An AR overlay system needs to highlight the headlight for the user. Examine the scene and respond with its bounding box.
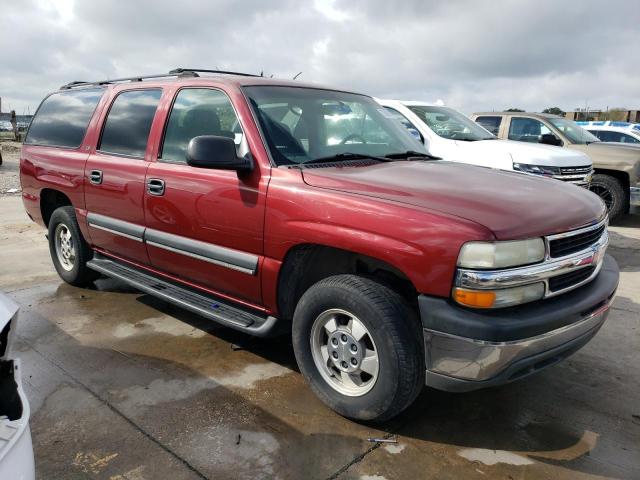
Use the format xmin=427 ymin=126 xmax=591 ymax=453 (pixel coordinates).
xmin=513 ymin=163 xmax=560 ymax=177
xmin=457 ymin=238 xmax=545 ymax=269
xmin=453 ymin=282 xmax=545 ymax=309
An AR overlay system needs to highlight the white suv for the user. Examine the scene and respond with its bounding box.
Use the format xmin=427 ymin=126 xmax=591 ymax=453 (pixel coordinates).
xmin=377 ymin=100 xmax=594 ymax=187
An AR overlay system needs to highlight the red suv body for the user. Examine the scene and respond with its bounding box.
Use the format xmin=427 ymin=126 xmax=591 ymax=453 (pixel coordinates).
xmin=20 ymin=70 xmax=619 ymax=421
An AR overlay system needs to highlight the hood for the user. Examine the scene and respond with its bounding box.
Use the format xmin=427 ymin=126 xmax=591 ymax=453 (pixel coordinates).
xmin=0 ymin=293 xmax=19 ymax=360
xmin=301 ymin=161 xmax=606 ymax=240
xmin=585 ymin=142 xmax=640 ymax=154
xmin=457 ymin=139 xmax=592 ymax=167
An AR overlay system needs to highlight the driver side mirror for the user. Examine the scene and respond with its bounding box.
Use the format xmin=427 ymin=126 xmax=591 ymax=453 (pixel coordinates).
xmin=186 ymin=135 xmax=253 ymax=172
xmin=539 ymin=133 xmax=562 ymax=146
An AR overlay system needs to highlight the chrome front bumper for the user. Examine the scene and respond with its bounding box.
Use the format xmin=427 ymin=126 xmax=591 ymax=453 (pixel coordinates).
xmin=424 ymin=301 xmax=609 ymax=391
xmin=420 ymin=253 xmax=619 ymax=392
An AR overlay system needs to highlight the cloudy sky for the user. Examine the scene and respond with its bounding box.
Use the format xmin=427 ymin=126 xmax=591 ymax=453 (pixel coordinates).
xmin=1 ymin=0 xmax=639 ymax=115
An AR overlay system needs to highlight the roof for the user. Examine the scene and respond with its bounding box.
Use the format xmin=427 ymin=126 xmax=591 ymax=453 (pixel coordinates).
xmin=56 ymin=68 xmax=363 ymax=96
xmin=576 ymin=120 xmax=640 ymax=131
xmin=472 ymin=111 xmax=563 ymax=118
xmin=376 ymin=99 xmax=445 ymax=107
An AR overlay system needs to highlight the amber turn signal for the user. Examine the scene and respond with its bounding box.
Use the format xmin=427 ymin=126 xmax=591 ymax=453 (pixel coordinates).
xmin=452 ymin=288 xmax=496 ymax=308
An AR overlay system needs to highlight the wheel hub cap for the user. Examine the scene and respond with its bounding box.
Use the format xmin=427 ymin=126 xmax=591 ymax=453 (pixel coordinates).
xmin=54 ymin=224 xmax=76 ymax=271
xmin=310 ymin=308 xmax=379 ymax=397
xmin=327 ymin=329 xmax=363 ymax=373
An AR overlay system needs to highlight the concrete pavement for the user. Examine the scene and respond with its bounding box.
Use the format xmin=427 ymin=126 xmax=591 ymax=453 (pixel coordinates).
xmin=1 ymin=188 xmax=639 ymax=478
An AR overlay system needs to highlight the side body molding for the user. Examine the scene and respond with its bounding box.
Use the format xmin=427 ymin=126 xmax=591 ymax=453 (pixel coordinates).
xmin=145 ymin=229 xmax=258 ymax=275
xmin=86 ymin=213 xmax=258 ymax=275
xmin=87 ymin=213 xmax=145 ymax=242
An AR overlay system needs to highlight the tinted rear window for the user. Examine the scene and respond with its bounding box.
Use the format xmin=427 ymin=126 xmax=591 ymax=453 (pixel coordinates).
xmin=99 ymin=89 xmax=162 ymax=157
xmin=25 ymin=88 xmax=104 ymax=148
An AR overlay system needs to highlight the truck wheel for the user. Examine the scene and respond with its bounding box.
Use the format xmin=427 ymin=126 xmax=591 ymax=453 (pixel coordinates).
xmin=590 ymin=174 xmax=626 ymax=222
xmin=48 ymin=206 xmax=98 ymax=287
xmin=292 ymin=275 xmax=424 ymax=422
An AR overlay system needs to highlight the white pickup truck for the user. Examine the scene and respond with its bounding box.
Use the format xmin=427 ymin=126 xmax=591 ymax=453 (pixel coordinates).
xmin=377 ymin=100 xmax=594 ymax=187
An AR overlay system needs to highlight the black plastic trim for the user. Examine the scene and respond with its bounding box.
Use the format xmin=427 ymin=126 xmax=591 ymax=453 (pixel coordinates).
xmin=87 ymin=213 xmax=145 ymax=241
xmin=144 ymin=228 xmax=258 ymax=274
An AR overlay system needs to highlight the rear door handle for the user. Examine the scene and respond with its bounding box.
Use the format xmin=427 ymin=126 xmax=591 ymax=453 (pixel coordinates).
xmin=147 ymin=178 xmax=165 ymax=196
xmin=89 ymin=170 xmax=103 ymax=185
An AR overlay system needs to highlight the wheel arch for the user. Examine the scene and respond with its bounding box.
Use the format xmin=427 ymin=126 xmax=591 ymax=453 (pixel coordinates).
xmin=40 ymin=188 xmax=73 ymax=227
xmin=276 ymin=243 xmax=419 ymax=322
xmin=592 ymin=169 xmax=630 ymax=213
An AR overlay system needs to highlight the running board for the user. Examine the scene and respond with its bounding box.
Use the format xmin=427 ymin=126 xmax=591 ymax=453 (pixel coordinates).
xmin=87 ymin=255 xmax=280 ymax=337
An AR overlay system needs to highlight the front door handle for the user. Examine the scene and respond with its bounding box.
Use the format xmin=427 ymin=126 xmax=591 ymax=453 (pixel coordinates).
xmin=147 ymin=178 xmax=165 ymax=196
xmin=88 ymin=170 xmax=103 ymax=185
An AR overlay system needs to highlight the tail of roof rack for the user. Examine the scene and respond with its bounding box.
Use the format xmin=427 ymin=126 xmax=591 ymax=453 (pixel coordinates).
xmin=59 ymin=68 xmax=260 ymax=90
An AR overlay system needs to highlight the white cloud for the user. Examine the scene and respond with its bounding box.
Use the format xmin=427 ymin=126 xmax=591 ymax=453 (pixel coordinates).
xmin=1 ymin=0 xmax=638 ymax=115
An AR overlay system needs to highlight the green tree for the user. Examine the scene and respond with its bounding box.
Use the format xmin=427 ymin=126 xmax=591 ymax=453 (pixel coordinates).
xmin=504 ymin=108 xmax=525 ymax=112
xmin=542 ymin=107 xmax=565 ymax=116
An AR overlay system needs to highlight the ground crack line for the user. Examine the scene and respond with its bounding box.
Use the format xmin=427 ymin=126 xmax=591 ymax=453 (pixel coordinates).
xmin=324 ymin=406 xmax=424 ymax=480
xmin=19 ymin=336 xmax=210 ymax=480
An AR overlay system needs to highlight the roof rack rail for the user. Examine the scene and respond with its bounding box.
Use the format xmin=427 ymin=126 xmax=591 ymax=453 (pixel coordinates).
xmin=169 ymin=68 xmax=260 ymax=78
xmin=59 ymin=68 xmax=259 ymax=90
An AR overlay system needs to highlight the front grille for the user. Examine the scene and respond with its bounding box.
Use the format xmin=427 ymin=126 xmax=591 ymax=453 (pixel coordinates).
xmin=559 ymin=166 xmax=592 ymax=176
xmin=552 ymin=166 xmax=592 ymax=184
xmin=548 ymin=266 xmax=595 ymax=292
xmin=549 ymin=224 xmax=605 ymax=258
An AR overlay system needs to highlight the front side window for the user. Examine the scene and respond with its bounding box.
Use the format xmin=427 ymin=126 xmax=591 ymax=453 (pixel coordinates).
xmin=407 ymin=106 xmax=494 ymax=141
xmin=593 ymin=130 xmax=640 ymax=144
xmin=99 ymin=89 xmax=162 ymax=157
xmin=475 ymin=116 xmax=502 ymax=136
xmin=243 ymin=86 xmax=426 ymax=165
xmin=507 ymin=117 xmax=552 ymax=142
xmin=619 ymin=132 xmax=640 ymax=143
xmin=161 ymin=88 xmax=247 ymax=163
xmin=25 ymin=88 xmax=104 ymax=148
xmin=547 ymin=117 xmax=600 ymax=144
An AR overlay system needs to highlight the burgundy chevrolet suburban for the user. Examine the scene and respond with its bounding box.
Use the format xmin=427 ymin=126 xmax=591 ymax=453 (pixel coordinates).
xmin=20 ymin=69 xmax=619 ymax=421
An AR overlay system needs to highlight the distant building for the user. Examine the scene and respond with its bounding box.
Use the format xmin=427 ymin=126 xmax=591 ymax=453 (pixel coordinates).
xmin=0 ymin=113 xmax=33 ymax=123
xmin=565 ymin=109 xmax=640 ymax=123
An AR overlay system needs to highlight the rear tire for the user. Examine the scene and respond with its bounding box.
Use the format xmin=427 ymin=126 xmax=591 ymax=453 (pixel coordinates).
xmin=292 ymin=275 xmax=424 ymax=422
xmin=590 ymin=174 xmax=626 ymax=222
xmin=48 ymin=206 xmax=98 ymax=287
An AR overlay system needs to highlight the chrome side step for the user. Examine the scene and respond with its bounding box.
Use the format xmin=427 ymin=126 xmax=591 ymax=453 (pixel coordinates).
xmin=87 ymin=254 xmax=279 ymax=337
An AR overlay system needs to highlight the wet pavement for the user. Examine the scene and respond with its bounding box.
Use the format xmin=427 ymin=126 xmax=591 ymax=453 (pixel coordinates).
xmin=1 ymin=193 xmax=639 ymax=479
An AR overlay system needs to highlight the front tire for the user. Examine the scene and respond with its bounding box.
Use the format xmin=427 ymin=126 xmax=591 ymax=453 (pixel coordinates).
xmin=590 ymin=174 xmax=626 ymax=222
xmin=48 ymin=206 xmax=98 ymax=287
xmin=292 ymin=275 xmax=424 ymax=422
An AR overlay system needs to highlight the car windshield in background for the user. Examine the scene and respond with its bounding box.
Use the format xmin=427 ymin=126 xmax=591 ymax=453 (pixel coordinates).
xmin=243 ymin=86 xmax=427 ymax=166
xmin=548 ymin=117 xmax=600 ymax=144
xmin=407 ymin=106 xmax=495 ymax=141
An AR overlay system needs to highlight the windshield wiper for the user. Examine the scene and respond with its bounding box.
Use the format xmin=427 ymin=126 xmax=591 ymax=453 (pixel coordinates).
xmin=303 ymin=152 xmax=392 ymax=165
xmin=385 ymin=150 xmax=440 ymax=160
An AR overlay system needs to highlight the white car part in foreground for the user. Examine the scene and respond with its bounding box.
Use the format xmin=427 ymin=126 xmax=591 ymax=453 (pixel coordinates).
xmin=0 ymin=293 xmax=35 ymax=480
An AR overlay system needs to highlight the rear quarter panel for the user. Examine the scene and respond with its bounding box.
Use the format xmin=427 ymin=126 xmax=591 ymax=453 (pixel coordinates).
xmin=20 ymin=145 xmax=90 ymax=228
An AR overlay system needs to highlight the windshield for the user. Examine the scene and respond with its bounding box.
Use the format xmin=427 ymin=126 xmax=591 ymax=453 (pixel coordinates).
xmin=407 ymin=106 xmax=495 ymax=141
xmin=548 ymin=117 xmax=600 ymax=144
xmin=243 ymin=86 xmax=427 ymax=165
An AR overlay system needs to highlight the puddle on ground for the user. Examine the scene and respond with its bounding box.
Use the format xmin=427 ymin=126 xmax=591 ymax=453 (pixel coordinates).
xmin=457 ymin=448 xmax=534 ymax=466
